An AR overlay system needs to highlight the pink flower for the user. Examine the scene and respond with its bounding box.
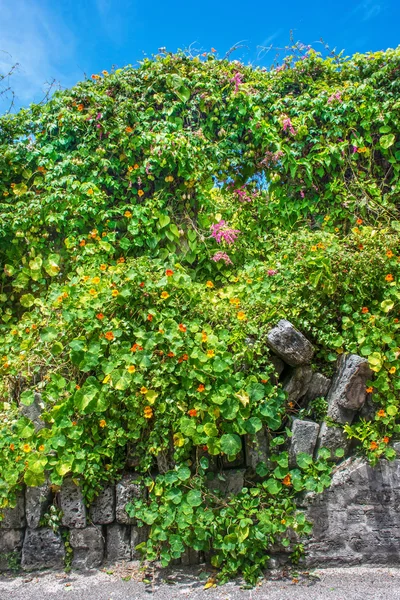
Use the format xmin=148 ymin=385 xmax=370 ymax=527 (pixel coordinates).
xmin=211 ymin=251 xmax=233 ymax=265
xmin=267 ymin=269 xmax=278 ymax=276
xmin=282 ymin=117 xmax=296 ymax=136
xmin=210 ymin=220 xmax=241 ymax=245
xmin=328 ymin=91 xmax=342 ymax=104
xmin=352 ymin=145 xmax=358 ymax=153
xmin=230 ymin=72 xmax=243 ymax=93
xmin=300 ymin=190 xmax=305 ymax=198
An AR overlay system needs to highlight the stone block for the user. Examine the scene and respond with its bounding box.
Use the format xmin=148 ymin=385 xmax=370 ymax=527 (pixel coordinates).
xmin=327 ymin=354 xmax=373 ymax=424
xmin=267 ymin=320 xmax=314 ymax=367
xmin=289 ymin=419 xmax=320 ymax=466
xmin=206 ymin=469 xmax=245 ymax=496
xmin=131 ymin=525 xmax=149 ymax=559
xmin=0 ymin=493 xmax=25 ymax=529
xmin=116 ymin=475 xmax=145 ymax=524
xmin=283 ymin=366 xmax=313 ymax=404
xmin=70 ymin=526 xmax=104 ymax=569
xmin=89 ymin=486 xmax=115 ymax=525
xmin=304 ymin=372 xmax=331 ymax=402
xmin=270 ymin=355 xmax=285 ymax=378
xmin=26 ymin=483 xmax=52 ymax=529
xmin=181 ymin=547 xmax=201 ymax=565
xmin=106 ymin=523 xmax=131 ymax=561
xmin=20 ymin=392 xmax=46 ymax=432
xmin=21 ymin=528 xmax=65 ymax=570
xmin=317 ymin=422 xmax=350 ymax=461
xmin=0 ymin=529 xmax=24 ymax=571
xmin=59 ymin=478 xmax=86 ymax=528
xmin=245 ymin=429 xmax=269 ymax=469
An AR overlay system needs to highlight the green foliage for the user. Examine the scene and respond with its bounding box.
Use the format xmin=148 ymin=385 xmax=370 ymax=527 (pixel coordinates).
xmin=0 ymin=43 xmax=399 ymax=582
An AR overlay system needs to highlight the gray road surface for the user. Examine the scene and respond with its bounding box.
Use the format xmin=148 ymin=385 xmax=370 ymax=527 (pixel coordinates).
xmin=1 ymin=565 xmax=400 ymax=600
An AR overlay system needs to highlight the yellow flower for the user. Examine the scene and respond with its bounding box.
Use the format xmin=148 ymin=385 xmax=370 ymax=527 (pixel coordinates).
xmin=206 ymin=281 xmax=214 ymax=288
xmin=165 ymin=175 xmax=174 ymax=182
xmin=102 ymin=70 xmax=109 ymax=76
xmin=207 ymin=349 xmax=215 ymax=358
xmin=112 ymin=289 xmax=119 ymax=297
xmin=124 ymin=211 xmax=132 ymax=218
xmin=161 ymin=291 xmax=170 ymax=299
xmin=127 ymin=365 xmax=136 ymax=373
xmin=230 ymin=297 xmax=240 ymax=306
xmin=144 ymin=406 xmax=153 ymax=419
xmin=87 ymin=188 xmax=94 ymax=195
xmin=38 ymin=445 xmax=45 ymax=452
xmin=92 ymin=277 xmax=100 ymax=284
xmin=201 ymin=331 xmax=208 ymax=342
xmin=99 ymin=419 xmax=107 ymax=428
xmin=237 ymin=311 xmax=246 ymax=320
xmin=311 ymin=246 xmax=317 ymax=252
xmin=140 ymin=386 xmax=148 ymax=394
xmin=100 ymin=264 xmax=107 ymax=271
xmin=22 ymin=444 xmax=31 ymax=453
xmin=324 ymin=215 xmax=330 ymax=222
xmin=138 ymin=189 xmax=144 ymax=197
xmin=389 ymin=367 xmax=397 ymax=374
xmin=89 ymin=289 xmax=98 ymax=296
xmin=128 ymin=166 xmax=134 ymax=172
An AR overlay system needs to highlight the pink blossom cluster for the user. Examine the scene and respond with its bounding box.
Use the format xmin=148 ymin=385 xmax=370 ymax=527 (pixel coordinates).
xmin=267 ymin=269 xmax=278 ymax=276
xmin=260 ymin=150 xmax=284 ymax=168
xmin=211 ymin=251 xmax=233 ymax=265
xmin=328 ymin=91 xmax=342 ymax=104
xmin=233 ymin=186 xmax=257 ymax=203
xmin=230 ymin=72 xmax=243 ymax=93
xmin=210 ymin=220 xmax=241 ymax=245
xmin=282 ymin=117 xmax=296 ymax=136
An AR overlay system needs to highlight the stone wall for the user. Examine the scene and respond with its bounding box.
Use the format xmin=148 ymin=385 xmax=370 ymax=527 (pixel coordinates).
xmin=1 ymin=320 xmax=398 ymax=572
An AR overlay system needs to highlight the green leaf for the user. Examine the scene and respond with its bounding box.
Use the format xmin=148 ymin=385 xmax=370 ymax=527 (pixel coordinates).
xmin=335 ymin=448 xmax=345 ymax=458
xmin=380 ymin=134 xmax=395 ymax=149
xmin=245 ymin=417 xmax=263 ymax=434
xmin=20 ymin=294 xmax=35 ymax=307
xmin=220 ymin=434 xmax=242 ymax=456
xmin=40 ymin=327 xmax=58 ymax=342
xmin=296 ymin=452 xmax=313 ymax=469
xmin=186 ymin=490 xmax=202 ymax=507
xmin=264 ymin=478 xmax=282 ymax=495
xmin=20 ymin=390 xmax=35 ymax=406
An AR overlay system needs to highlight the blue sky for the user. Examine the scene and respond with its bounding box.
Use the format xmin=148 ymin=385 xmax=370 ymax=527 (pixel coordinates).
xmin=0 ymin=0 xmax=399 ymax=112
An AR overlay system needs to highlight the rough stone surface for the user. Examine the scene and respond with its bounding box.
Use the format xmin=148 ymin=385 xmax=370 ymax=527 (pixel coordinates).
xmin=270 ymin=355 xmax=285 ymax=378
xmin=21 ymin=528 xmax=65 ymax=570
xmin=244 ymin=429 xmax=269 ymax=469
xmin=59 ymin=478 xmax=87 ymax=529
xmin=305 ymin=372 xmax=331 ymax=403
xmin=131 ymin=526 xmax=149 ymax=559
xmin=89 ymin=486 xmax=115 ymax=525
xmin=0 ymin=494 xmax=25 ymax=529
xmin=106 ymin=523 xmax=131 ymax=561
xmin=283 ymin=366 xmax=313 ymax=404
xmin=304 ymin=458 xmax=400 ymax=566
xmin=0 ymin=529 xmax=24 ymax=571
xmin=206 ymin=470 xmax=245 ymax=496
xmin=267 ymin=320 xmax=314 ymax=367
xmin=181 ymin=547 xmax=202 ymax=566
xmin=70 ymin=526 xmax=104 ymax=569
xmin=394 ymin=442 xmax=400 ymax=457
xmin=25 ymin=483 xmax=52 ymax=529
xmin=317 ymin=422 xmax=351 ymax=461
xmin=289 ymin=420 xmax=320 ymax=466
xmin=20 ymin=392 xmax=46 ymax=432
xmin=327 ymin=354 xmax=373 ymax=424
xmin=116 ymin=475 xmax=145 ymax=525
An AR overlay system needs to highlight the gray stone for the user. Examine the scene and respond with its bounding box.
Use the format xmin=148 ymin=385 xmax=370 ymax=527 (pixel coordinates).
xmin=70 ymin=526 xmax=104 ymax=569
xmin=305 ymin=372 xmax=331 ymax=402
xmin=0 ymin=529 xmax=24 ymax=571
xmin=267 ymin=320 xmax=314 ymax=367
xmin=106 ymin=523 xmax=131 ymax=561
xmin=270 ymin=355 xmax=285 ymax=378
xmin=0 ymin=494 xmax=25 ymax=529
xmin=289 ymin=420 xmax=320 ymax=466
xmin=181 ymin=547 xmax=201 ymax=565
xmin=131 ymin=526 xmax=149 ymax=559
xmin=89 ymin=486 xmax=115 ymax=525
xmin=116 ymin=475 xmax=145 ymax=524
xmin=26 ymin=483 xmax=52 ymax=529
xmin=317 ymin=422 xmax=350 ymax=461
xmin=21 ymin=528 xmax=65 ymax=570
xmin=327 ymin=354 xmax=373 ymax=425
xmin=206 ymin=470 xmax=245 ymax=496
xmin=59 ymin=478 xmax=87 ymax=529
xmin=283 ymin=366 xmax=313 ymax=404
xmin=20 ymin=392 xmax=46 ymax=432
xmin=245 ymin=429 xmax=269 ymax=469
xmin=156 ymin=450 xmax=175 ymax=474
xmin=393 ymin=442 xmax=400 ymax=457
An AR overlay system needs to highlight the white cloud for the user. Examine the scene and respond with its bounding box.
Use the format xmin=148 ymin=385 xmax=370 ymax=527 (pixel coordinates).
xmin=349 ymin=0 xmax=383 ymax=22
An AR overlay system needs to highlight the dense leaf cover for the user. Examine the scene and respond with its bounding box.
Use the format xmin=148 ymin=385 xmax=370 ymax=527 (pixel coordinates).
xmin=0 ymin=44 xmax=399 ymax=581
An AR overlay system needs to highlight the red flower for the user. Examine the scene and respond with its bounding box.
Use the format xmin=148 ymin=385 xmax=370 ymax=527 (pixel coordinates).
xmin=147 ymin=314 xmax=153 ymax=321
xmin=178 ymin=324 xmax=187 ymax=332
xmin=166 ymin=269 xmax=174 ymax=276
xmin=197 ymin=384 xmax=205 ymax=392
xmin=188 ymin=409 xmax=197 ymax=417
xmin=139 ymin=282 xmax=145 ymax=288
xmin=105 ymin=331 xmax=114 ymax=341
xmin=96 ymin=313 xmax=104 ymax=320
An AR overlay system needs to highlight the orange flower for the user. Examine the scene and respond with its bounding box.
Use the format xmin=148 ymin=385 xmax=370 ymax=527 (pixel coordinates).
xmin=37 ymin=166 xmax=46 ymax=173
xmin=188 ymin=409 xmax=197 ymax=417
xmin=25 ymin=327 xmax=30 ymax=333
xmin=370 ymin=441 xmax=379 ymax=451
xmin=386 ymin=250 xmax=394 ymax=258
xmin=178 ymin=354 xmax=189 ymax=363
xmin=125 ymin=126 xmax=133 ymax=133
xmin=38 ymin=445 xmax=45 ymax=452
xmin=356 ymin=218 xmax=363 ymax=225
xmin=361 ymin=307 xmax=369 ymax=314
xmin=130 ymin=343 xmax=143 ymax=352
xmin=377 ymin=409 xmax=386 ymax=418
xmin=358 ymin=244 xmax=364 ymax=250
xmin=282 ymin=474 xmax=291 ymax=486
xmin=383 ymin=436 xmax=390 ymax=444
xmin=87 ymin=188 xmax=94 ymax=195
xmin=31 ymin=324 xmax=37 ymax=330
xmin=395 ymin=319 xmax=399 ymax=324
xmin=207 ymin=349 xmax=215 ymax=358
xmin=166 ymin=269 xmax=174 ymax=276
xmin=201 ymin=331 xmax=208 ymax=342
xmin=96 ymin=313 xmax=104 ymax=320
xmin=75 ymin=385 xmax=81 ymax=390
xmin=197 ymin=384 xmax=205 ymax=392
xmin=147 ymin=314 xmax=153 ymax=321
xmin=261 ymin=379 xmax=268 ymax=384
xmin=206 ymin=281 xmax=214 ymax=288
xmin=161 ymin=291 xmax=170 ymax=299
xmin=91 ymin=74 xmax=100 ymax=80
xmin=237 ymin=311 xmax=246 ymax=321
xmin=230 ymin=297 xmax=240 ymax=306
xmin=79 ymin=240 xmax=86 ymax=247
xmin=139 ymin=282 xmax=145 ymax=288
xmin=134 ymin=164 xmax=139 ymax=169
xmin=126 ymin=365 xmax=136 ymax=374
xmin=100 ymin=264 xmax=107 ymax=271
xmin=117 ymin=257 xmax=125 ymax=263
xmin=77 ymin=104 xmax=84 ymax=111
xmin=128 ymin=166 xmax=134 ymax=172
xmin=366 ymin=387 xmax=373 ymax=393
xmin=10 ymin=443 xmax=15 ymax=451
xmin=102 ymin=70 xmax=109 ymax=76
xmin=140 ymin=386 xmax=148 ymax=394
xmin=72 ymin=421 xmax=78 ymax=426
xmin=112 ymin=289 xmax=119 ymax=297
xmin=89 ymin=288 xmax=98 ymax=296
xmin=124 ymin=211 xmax=132 ymax=218
xmin=389 ymin=367 xmax=397 ymax=374
xmin=167 ymin=351 xmax=175 ymax=358
xmin=385 ymin=274 xmax=394 ymax=282
xmin=99 ymin=419 xmax=107 ymax=428
xmin=138 ymin=189 xmax=144 ymax=197
xmin=211 ymin=47 xmax=216 ymax=52
xmin=178 ymin=323 xmax=187 ymax=332
xmin=22 ymin=444 xmax=31 ymax=453
xmin=105 ymin=331 xmax=114 ymax=341
xmin=144 ymin=406 xmax=153 ymax=418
